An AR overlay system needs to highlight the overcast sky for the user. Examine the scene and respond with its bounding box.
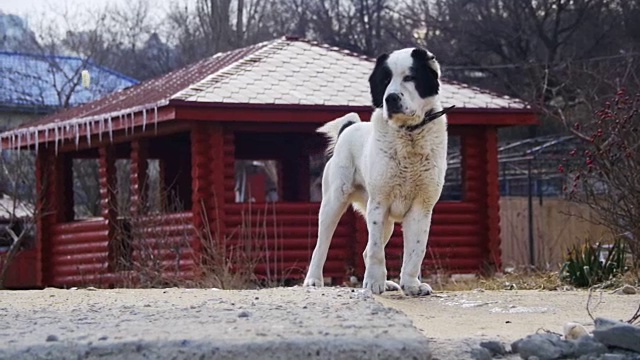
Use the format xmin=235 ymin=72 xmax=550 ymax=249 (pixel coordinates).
xmin=2 ymin=0 xmax=123 ymax=16
xmin=1 ymin=0 xmax=193 ymax=22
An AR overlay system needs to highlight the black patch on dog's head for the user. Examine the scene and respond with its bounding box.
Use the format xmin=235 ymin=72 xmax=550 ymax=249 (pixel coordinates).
xmin=368 ymin=53 xmax=391 ymax=108
xmin=410 ymin=48 xmax=439 ymax=99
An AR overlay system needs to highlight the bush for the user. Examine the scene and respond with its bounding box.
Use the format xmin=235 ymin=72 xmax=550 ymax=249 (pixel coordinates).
xmin=561 ymin=237 xmax=629 ymax=287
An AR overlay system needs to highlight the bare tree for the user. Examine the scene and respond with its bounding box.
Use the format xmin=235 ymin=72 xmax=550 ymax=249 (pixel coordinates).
xmin=0 ymin=151 xmax=38 ymax=288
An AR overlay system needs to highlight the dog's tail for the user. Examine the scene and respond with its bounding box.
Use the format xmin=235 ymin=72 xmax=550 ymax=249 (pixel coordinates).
xmin=317 ymin=112 xmax=362 ymax=156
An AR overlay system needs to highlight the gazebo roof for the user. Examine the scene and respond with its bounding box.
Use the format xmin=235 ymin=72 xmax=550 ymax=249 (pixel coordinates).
xmin=0 ymin=36 xmax=535 ymax=150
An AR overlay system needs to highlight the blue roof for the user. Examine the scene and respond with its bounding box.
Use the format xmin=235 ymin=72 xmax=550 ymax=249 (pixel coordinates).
xmin=0 ymin=51 xmax=138 ymax=111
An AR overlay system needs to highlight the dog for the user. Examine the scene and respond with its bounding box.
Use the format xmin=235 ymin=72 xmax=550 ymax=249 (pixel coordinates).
xmin=303 ymin=47 xmax=453 ymax=296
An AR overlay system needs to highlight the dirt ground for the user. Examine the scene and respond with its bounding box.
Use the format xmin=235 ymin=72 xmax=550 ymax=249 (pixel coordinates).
xmin=377 ymin=288 xmax=640 ymax=358
xmin=0 ymin=287 xmax=638 ymax=359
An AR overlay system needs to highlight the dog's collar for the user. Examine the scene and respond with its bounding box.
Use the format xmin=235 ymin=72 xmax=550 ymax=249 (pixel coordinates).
xmin=399 ymin=105 xmax=456 ymax=132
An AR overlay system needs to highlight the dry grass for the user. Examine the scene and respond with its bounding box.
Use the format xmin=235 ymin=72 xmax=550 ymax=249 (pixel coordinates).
xmin=423 ymin=268 xmax=639 ymax=292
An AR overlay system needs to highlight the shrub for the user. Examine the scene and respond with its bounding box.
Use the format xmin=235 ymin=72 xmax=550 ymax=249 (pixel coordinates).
xmin=560 ymin=237 xmax=629 ymax=287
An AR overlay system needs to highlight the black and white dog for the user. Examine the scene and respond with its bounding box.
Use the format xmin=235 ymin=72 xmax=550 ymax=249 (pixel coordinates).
xmin=303 ymin=47 xmax=452 ymax=296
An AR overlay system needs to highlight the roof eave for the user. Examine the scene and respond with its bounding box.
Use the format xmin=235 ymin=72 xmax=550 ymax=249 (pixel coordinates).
xmin=170 ymin=100 xmax=538 ymax=126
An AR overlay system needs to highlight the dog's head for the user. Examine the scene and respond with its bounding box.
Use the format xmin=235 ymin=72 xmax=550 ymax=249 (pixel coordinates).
xmin=368 ymin=47 xmax=442 ymax=128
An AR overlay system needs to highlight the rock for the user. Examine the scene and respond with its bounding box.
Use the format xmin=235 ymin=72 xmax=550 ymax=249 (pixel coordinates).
xmin=237 ymin=310 xmax=251 ymax=318
xmin=564 ymin=322 xmax=590 ymax=340
xmin=479 ymin=340 xmax=507 ymax=356
xmin=600 ymin=354 xmax=628 ymax=360
xmin=45 ymin=335 xmax=59 ymax=342
xmin=613 ymin=285 xmax=637 ymax=295
xmin=470 ymin=347 xmax=492 ymax=360
xmin=593 ymin=317 xmax=640 ymax=353
xmin=569 ymin=336 xmax=607 ymax=358
xmin=512 ymin=333 xmax=573 ymax=360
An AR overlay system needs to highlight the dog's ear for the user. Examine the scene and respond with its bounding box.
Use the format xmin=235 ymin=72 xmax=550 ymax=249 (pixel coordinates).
xmin=368 ymin=53 xmax=390 ymax=108
xmin=410 ymin=48 xmax=440 ymax=98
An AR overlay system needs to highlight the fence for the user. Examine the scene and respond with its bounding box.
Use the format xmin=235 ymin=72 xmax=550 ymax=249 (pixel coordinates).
xmin=499 ymin=196 xmax=612 ymax=269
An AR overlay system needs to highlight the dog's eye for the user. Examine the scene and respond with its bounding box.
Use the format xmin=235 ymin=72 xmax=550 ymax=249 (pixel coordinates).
xmin=403 ymin=75 xmax=415 ymax=82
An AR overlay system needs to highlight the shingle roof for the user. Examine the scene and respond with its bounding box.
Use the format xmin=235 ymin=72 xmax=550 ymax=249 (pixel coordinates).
xmin=0 ymin=37 xmax=531 ymax=149
xmin=172 ymin=38 xmax=528 ymax=109
xmin=0 ymin=51 xmax=138 ymax=111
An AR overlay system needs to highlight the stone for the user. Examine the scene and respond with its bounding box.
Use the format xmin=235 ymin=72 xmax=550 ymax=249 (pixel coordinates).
xmin=45 ymin=335 xmax=59 ymax=342
xmin=470 ymin=347 xmax=492 ymax=360
xmin=600 ymin=354 xmax=628 ymax=360
xmin=512 ymin=333 xmax=573 ymax=360
xmin=479 ymin=340 xmax=507 ymax=356
xmin=593 ymin=317 xmax=640 ymax=353
xmin=564 ymin=322 xmax=590 ymax=340
xmin=613 ymin=285 xmax=637 ymax=295
xmin=569 ymin=336 xmax=608 ymax=358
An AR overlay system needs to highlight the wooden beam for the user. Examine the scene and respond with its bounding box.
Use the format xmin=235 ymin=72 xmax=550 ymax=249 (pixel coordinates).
xmin=173 ymin=103 xmax=537 ymax=126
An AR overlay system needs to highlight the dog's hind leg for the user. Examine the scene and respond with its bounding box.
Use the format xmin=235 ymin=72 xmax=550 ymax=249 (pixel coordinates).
xmin=303 ymin=193 xmax=349 ymax=287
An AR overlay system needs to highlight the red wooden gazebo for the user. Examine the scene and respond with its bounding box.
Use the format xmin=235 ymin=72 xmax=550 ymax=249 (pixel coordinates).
xmin=0 ymin=37 xmax=537 ymax=289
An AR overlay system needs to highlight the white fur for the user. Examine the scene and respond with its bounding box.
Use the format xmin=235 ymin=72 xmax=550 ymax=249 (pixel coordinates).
xmin=304 ymin=48 xmax=448 ymax=296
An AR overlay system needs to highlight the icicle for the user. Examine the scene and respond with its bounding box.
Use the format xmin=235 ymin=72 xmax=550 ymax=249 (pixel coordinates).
xmin=130 ymin=112 xmax=135 ymax=135
xmin=99 ymin=118 xmax=104 ymax=142
xmin=17 ymin=132 xmax=21 ymax=149
xmin=11 ymin=134 xmax=15 ymax=149
xmin=154 ymin=105 xmax=158 ymax=134
xmin=142 ymin=108 xmax=147 ymax=132
xmin=74 ymin=123 xmax=80 ymax=149
xmin=86 ymin=121 xmax=91 ymax=147
xmin=35 ymin=130 xmax=39 ymax=153
xmin=45 ymin=128 xmax=49 ymax=144
xmin=108 ymin=117 xmax=114 ymax=142
xmin=54 ymin=127 xmax=59 ymax=155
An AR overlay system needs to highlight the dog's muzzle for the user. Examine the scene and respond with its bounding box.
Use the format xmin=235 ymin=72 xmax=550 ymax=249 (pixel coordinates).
xmin=385 ymin=93 xmax=403 ymax=115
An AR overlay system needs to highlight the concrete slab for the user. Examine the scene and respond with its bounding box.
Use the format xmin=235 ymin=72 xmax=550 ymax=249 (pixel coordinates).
xmin=0 ymin=287 xmax=431 ymax=360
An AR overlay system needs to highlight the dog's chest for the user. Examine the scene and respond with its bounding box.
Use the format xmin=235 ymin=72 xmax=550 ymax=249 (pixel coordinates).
xmin=380 ymin=138 xmax=445 ymax=218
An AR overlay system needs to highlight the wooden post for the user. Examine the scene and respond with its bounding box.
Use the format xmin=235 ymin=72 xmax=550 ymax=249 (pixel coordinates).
xmin=99 ymin=146 xmax=119 ymax=269
xmin=191 ymin=124 xmax=226 ymax=268
xmin=484 ymin=127 xmax=502 ymax=271
xmin=130 ymin=139 xmax=149 ymax=215
xmin=37 ymin=150 xmax=73 ymax=285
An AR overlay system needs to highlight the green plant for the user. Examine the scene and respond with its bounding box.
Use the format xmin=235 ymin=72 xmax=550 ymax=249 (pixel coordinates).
xmin=560 ymin=237 xmax=629 ymax=287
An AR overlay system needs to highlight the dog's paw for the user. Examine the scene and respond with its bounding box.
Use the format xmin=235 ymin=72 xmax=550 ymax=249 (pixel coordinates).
xmin=385 ymin=280 xmax=401 ymax=292
xmin=303 ymin=277 xmax=324 ymax=287
xmin=363 ymin=278 xmax=386 ymax=295
xmin=401 ymin=283 xmax=433 ymax=296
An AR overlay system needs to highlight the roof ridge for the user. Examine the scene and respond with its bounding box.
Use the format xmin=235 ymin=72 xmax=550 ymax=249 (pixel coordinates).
xmin=281 ymin=36 xmax=375 ymax=63
xmin=441 ymin=77 xmax=529 ymax=106
xmin=171 ymin=38 xmax=285 ymax=100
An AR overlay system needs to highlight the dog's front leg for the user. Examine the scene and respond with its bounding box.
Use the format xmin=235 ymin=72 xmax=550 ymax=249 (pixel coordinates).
xmin=399 ymin=206 xmax=434 ymax=296
xmin=362 ymin=200 xmax=388 ymax=295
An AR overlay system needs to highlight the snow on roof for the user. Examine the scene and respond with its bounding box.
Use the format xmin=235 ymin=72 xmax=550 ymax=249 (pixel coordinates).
xmin=0 ymin=51 xmax=138 ymax=110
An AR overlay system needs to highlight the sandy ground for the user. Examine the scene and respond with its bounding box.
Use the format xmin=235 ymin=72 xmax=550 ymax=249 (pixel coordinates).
xmin=377 ymin=288 xmax=640 ymax=359
xmin=0 ymin=287 xmax=638 ymax=359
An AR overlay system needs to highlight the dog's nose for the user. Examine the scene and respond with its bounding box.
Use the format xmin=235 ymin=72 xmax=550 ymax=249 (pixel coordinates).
xmin=385 ymin=93 xmax=402 ymax=109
